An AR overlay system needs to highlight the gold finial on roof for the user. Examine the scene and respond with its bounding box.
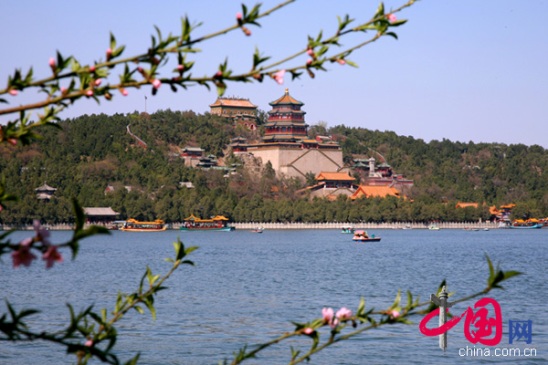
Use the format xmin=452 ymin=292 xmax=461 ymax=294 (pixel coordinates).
xmin=285 ymin=88 xmax=289 ymax=94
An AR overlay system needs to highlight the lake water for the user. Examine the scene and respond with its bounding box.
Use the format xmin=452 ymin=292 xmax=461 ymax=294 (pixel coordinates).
xmin=2 ymin=228 xmax=547 ymax=364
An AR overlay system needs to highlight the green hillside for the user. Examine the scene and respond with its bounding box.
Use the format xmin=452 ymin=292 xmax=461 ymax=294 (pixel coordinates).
xmin=1 ymin=110 xmax=546 ymax=224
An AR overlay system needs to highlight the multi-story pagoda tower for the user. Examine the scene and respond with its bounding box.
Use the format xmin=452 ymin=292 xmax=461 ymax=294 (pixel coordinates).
xmin=262 ymin=89 xmax=307 ymax=143
xmin=245 ymin=89 xmax=344 ymax=180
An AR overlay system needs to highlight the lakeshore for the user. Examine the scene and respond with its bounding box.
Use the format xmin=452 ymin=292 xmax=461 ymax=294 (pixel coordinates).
xmin=2 ymin=221 xmax=501 ymax=231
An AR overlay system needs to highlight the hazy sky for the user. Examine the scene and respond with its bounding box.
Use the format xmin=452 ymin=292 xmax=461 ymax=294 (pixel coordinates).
xmin=1 ymin=1 xmax=547 ymax=148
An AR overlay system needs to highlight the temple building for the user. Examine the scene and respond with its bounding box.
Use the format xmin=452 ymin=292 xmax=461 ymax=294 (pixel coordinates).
xmin=244 ymin=89 xmax=343 ymax=180
xmin=209 ymin=97 xmax=258 ymax=131
xmin=35 ymin=183 xmax=57 ymax=201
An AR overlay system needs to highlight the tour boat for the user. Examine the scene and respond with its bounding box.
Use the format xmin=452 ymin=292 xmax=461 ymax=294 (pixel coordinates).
xmin=120 ymin=218 xmax=167 ymax=232
xmin=250 ymin=227 xmax=264 ymax=233
xmin=180 ymin=214 xmax=235 ymax=231
xmin=352 ymin=230 xmax=381 ymax=242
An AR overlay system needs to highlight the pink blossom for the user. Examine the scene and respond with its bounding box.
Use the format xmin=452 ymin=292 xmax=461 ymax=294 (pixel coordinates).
xmin=306 ymin=49 xmax=315 ymax=57
xmin=119 ymin=88 xmax=128 ymax=96
xmin=85 ymin=339 xmax=94 ymax=347
xmin=42 ymin=245 xmax=63 ymax=269
xmin=32 ymin=220 xmax=51 ymax=246
xmin=303 ymin=327 xmax=314 ymax=335
xmin=49 ymin=57 xmax=56 ymax=68
xmin=152 ymin=79 xmax=161 ymax=89
xmin=12 ymin=245 xmax=37 ymax=268
xmin=106 ymin=48 xmax=113 ymax=60
xmin=390 ymin=310 xmax=400 ymax=318
xmin=306 ymin=59 xmax=313 ymax=66
xmin=85 ymin=90 xmax=94 ymax=97
xmin=89 ymin=65 xmax=96 ymax=73
xmin=387 ymin=13 xmax=397 ymax=23
xmin=322 ymin=307 xmax=334 ymax=323
xmin=9 ymin=89 xmax=18 ymax=96
xmin=337 ymin=59 xmax=346 ymax=65
xmin=177 ymin=64 xmax=184 ymax=72
xmin=236 ymin=12 xmax=243 ymax=21
xmin=94 ymin=79 xmax=102 ymax=87
xmin=272 ymin=69 xmax=286 ymax=85
xmin=336 ymin=307 xmax=353 ymax=321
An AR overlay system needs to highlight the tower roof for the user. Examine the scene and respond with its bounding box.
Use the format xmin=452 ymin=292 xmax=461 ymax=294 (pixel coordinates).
xmin=269 ymin=89 xmax=304 ymax=106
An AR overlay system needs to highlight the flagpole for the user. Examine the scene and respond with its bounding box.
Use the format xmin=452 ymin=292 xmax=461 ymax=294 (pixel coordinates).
xmin=145 ymin=96 xmax=147 ymax=113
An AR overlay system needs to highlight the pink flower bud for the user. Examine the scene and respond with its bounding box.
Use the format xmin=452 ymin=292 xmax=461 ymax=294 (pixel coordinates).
xmin=152 ymin=79 xmax=161 ymax=89
xmin=9 ymin=89 xmax=18 ymax=96
xmin=214 ymin=71 xmax=223 ymax=79
xmin=337 ymin=59 xmax=346 ymax=65
xmin=390 ymin=310 xmax=400 ymax=318
xmin=49 ymin=57 xmax=56 ymax=68
xmin=89 ymin=65 xmax=96 ymax=72
xmin=119 ymin=88 xmax=128 ymax=96
xmin=85 ymin=339 xmax=94 ymax=347
xmin=61 ymin=87 xmax=68 ymax=95
xmin=106 ymin=48 xmax=113 ymax=60
xmin=242 ymin=27 xmax=251 ymax=36
xmin=42 ymin=245 xmax=63 ymax=269
xmin=303 ymin=327 xmax=314 ymax=335
xmin=322 ymin=307 xmax=334 ymax=323
xmin=307 ymin=49 xmax=314 ymax=57
xmin=336 ymin=307 xmax=352 ymax=321
xmin=85 ymin=90 xmax=94 ymax=97
xmin=387 ymin=13 xmax=397 ymax=23
xmin=306 ymin=59 xmax=312 ymax=66
xmin=177 ymin=64 xmax=184 ymax=72
xmin=94 ymin=79 xmax=102 ymax=86
xmin=272 ymin=69 xmax=286 ymax=85
xmin=236 ymin=12 xmax=243 ymax=20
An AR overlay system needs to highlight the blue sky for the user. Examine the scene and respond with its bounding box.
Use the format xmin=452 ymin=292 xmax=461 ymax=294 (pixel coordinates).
xmin=1 ymin=0 xmax=547 ymax=148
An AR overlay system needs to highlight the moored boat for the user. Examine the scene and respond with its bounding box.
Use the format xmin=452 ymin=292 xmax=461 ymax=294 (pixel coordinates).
xmin=120 ymin=218 xmax=167 ymax=232
xmin=180 ymin=214 xmax=235 ymax=231
xmin=250 ymin=226 xmax=264 ymax=233
xmin=509 ymin=219 xmax=543 ymax=229
xmin=352 ymin=230 xmax=381 ymax=242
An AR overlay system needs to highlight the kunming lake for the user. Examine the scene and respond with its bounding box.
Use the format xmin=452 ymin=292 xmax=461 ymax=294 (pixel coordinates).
xmin=2 ymin=228 xmax=547 ymax=364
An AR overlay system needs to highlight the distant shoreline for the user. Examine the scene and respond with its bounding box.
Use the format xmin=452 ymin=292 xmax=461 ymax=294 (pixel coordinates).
xmin=2 ymin=221 xmax=502 ymax=231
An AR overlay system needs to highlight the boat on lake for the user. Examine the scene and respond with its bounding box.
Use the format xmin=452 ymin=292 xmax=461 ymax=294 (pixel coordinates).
xmin=428 ymin=224 xmax=441 ymax=230
xmin=509 ymin=219 xmax=543 ymax=229
xmin=341 ymin=225 xmax=355 ymax=234
xmin=180 ymin=214 xmax=235 ymax=231
xmin=352 ymin=230 xmax=381 ymax=242
xmin=250 ymin=226 xmax=264 ymax=233
xmin=120 ymin=218 xmax=167 ymax=232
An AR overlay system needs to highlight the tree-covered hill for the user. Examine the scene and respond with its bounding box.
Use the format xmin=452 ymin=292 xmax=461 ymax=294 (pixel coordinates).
xmin=1 ymin=110 xmax=546 ymax=224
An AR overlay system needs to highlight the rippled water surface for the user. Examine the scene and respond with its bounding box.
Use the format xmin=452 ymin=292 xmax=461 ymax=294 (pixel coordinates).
xmin=2 ymin=228 xmax=547 ymax=364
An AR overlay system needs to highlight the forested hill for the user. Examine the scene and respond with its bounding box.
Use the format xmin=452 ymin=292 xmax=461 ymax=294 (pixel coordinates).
xmin=1 ymin=110 xmax=546 ymax=224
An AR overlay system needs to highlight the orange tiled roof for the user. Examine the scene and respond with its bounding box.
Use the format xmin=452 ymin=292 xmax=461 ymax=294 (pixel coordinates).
xmin=351 ymin=185 xmax=400 ymax=199
xmin=269 ymin=89 xmax=303 ymax=106
xmin=316 ymin=172 xmax=355 ymax=181
xmin=456 ymin=202 xmax=479 ymax=209
xmin=210 ymin=97 xmax=257 ymax=108
xmin=489 ymin=206 xmax=500 ymax=215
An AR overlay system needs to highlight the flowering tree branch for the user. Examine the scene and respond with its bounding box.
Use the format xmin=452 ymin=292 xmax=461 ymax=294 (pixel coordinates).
xmin=1 ymin=239 xmax=197 ymax=365
xmin=0 ymin=0 xmax=416 ymax=147
xmin=226 ymin=255 xmax=521 ymax=364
